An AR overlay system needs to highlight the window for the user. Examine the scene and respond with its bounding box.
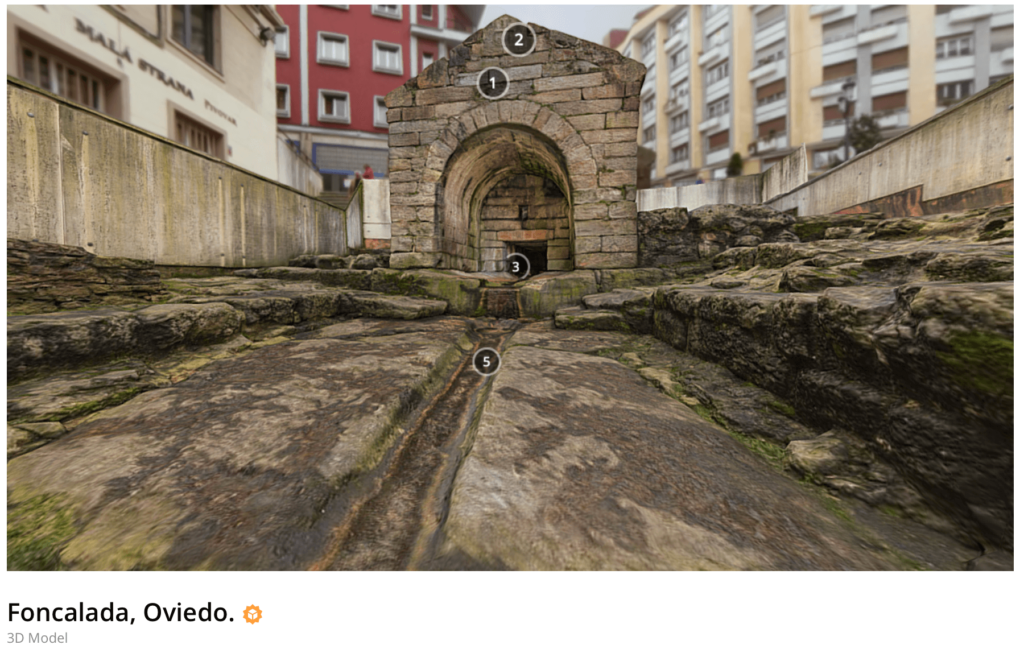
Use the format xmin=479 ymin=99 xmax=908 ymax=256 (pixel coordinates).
xmin=174 ymin=111 xmax=221 ymax=157
xmin=643 ymin=125 xmax=656 ymax=143
xmin=706 ymin=61 xmax=728 ymax=85
xmin=276 ymin=84 xmax=290 ymax=117
xmin=372 ymin=5 xmax=402 ymax=20
xmin=669 ymin=49 xmax=686 ymax=71
xmin=756 ymin=5 xmax=785 ymax=30
xmin=872 ymin=47 xmax=908 ymax=72
xmin=823 ymin=60 xmax=856 ymax=82
xmin=373 ymin=41 xmax=403 ymax=75
xmin=822 ymin=16 xmax=855 ymax=43
xmin=870 ymin=5 xmax=906 ymax=28
xmin=755 ymin=45 xmax=785 ymax=68
xmin=671 ymin=80 xmax=689 ymax=102
xmin=671 ymin=144 xmax=689 ymax=163
xmin=706 ymin=5 xmax=727 ymax=18
xmin=421 ymin=6 xmax=433 ymax=20
xmin=422 ymin=52 xmax=435 ymax=70
xmin=374 ymin=96 xmax=388 ymax=128
xmin=670 ymin=112 xmax=688 ymax=133
xmin=706 ymin=26 xmax=725 ymax=48
xmin=318 ymin=32 xmax=349 ymax=66
xmin=707 ymin=130 xmax=729 ymax=152
xmin=642 ymin=95 xmax=656 ymax=114
xmin=171 ymin=5 xmax=216 ymax=66
xmin=756 ymin=79 xmax=786 ymax=107
xmin=668 ymin=12 xmax=687 ymax=38
xmin=936 ymin=35 xmax=973 ymax=59
xmin=936 ymin=81 xmax=974 ymax=105
xmin=275 ymin=26 xmax=289 ymax=58
xmin=872 ymin=91 xmax=907 ymax=113
xmin=707 ymin=97 xmax=729 ymax=118
xmin=642 ymin=33 xmax=655 ymax=57
xmin=758 ymin=117 xmax=786 ymax=139
xmin=823 ymin=104 xmax=845 ymax=123
xmin=319 ymin=90 xmax=350 ymax=123
xmin=21 ymin=45 xmax=105 ymax=112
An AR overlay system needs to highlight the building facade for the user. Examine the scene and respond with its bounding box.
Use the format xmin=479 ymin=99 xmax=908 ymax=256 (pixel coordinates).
xmin=615 ymin=4 xmax=1014 ymax=185
xmin=274 ymin=4 xmax=484 ymax=191
xmin=7 ymin=4 xmax=285 ymax=180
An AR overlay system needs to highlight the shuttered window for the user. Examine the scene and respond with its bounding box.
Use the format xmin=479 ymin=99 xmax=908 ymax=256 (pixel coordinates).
xmin=756 ymin=79 xmax=786 ymax=100
xmin=823 ymin=17 xmax=854 ymax=43
xmin=872 ymin=47 xmax=908 ymax=72
xmin=757 ymin=117 xmax=786 ymax=138
xmin=872 ymin=91 xmax=907 ymax=112
xmin=708 ymin=130 xmax=729 ymax=151
xmin=174 ymin=112 xmax=222 ymax=157
xmin=823 ymin=60 xmax=856 ymax=81
xmin=823 ymin=105 xmax=845 ymax=122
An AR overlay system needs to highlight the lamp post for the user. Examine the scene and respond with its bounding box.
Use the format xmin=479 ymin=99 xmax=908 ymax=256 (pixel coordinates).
xmin=837 ymin=80 xmax=856 ymax=162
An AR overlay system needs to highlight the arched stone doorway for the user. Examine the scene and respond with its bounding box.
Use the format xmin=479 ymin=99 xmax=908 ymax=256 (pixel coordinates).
xmin=385 ymin=15 xmax=645 ymax=271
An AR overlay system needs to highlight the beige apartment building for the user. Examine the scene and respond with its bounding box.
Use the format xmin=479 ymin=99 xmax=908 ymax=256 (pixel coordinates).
xmin=7 ymin=5 xmax=285 ymax=180
xmin=613 ymin=4 xmax=1014 ymax=186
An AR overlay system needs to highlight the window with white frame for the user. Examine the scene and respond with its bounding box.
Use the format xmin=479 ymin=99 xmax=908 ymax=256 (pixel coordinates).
xmin=755 ymin=44 xmax=785 ymax=68
xmin=319 ymin=90 xmax=350 ymax=122
xmin=643 ymin=125 xmax=656 ymax=143
xmin=706 ymin=96 xmax=729 ymax=118
xmin=276 ymin=84 xmax=290 ymax=117
xmin=421 ymin=6 xmax=433 ymax=20
xmin=318 ymin=32 xmax=349 ymax=66
xmin=642 ymin=95 xmax=656 ymax=114
xmin=706 ymin=26 xmax=725 ymax=48
xmin=668 ymin=12 xmax=687 ymax=38
xmin=642 ymin=33 xmax=655 ymax=57
xmin=670 ymin=112 xmax=688 ymax=134
xmin=755 ymin=5 xmax=785 ymax=30
xmin=275 ymin=26 xmax=289 ymax=58
xmin=374 ymin=96 xmax=388 ymax=127
xmin=671 ymin=143 xmax=689 ymax=163
xmin=669 ymin=49 xmax=686 ymax=71
xmin=757 ymin=89 xmax=786 ymax=107
xmin=171 ymin=5 xmax=218 ymax=67
xmin=373 ymin=41 xmax=403 ymax=74
xmin=705 ymin=60 xmax=728 ymax=85
xmin=372 ymin=5 xmax=402 ymax=20
xmin=422 ymin=52 xmax=435 ymax=70
xmin=936 ymin=35 xmax=973 ymax=59
xmin=671 ymin=80 xmax=689 ymax=102
xmin=936 ymin=80 xmax=974 ymax=105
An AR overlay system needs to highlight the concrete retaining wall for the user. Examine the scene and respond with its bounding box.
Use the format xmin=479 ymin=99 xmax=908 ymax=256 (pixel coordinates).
xmin=768 ymin=78 xmax=1013 ymax=216
xmin=636 ymin=145 xmax=808 ymax=212
xmin=276 ymin=132 xmax=324 ymax=197
xmin=7 ymin=80 xmax=348 ymax=268
xmin=361 ymin=179 xmax=391 ymax=247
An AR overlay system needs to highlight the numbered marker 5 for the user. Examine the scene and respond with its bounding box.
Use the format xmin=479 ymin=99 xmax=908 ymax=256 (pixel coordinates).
xmin=473 ymin=348 xmax=502 ymax=376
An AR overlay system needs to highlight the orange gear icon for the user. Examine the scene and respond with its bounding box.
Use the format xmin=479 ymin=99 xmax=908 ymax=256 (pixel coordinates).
xmin=243 ymin=604 xmax=262 ymax=624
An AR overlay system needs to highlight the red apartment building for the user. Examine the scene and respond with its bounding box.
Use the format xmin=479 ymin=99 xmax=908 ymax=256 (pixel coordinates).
xmin=275 ymin=4 xmax=484 ymax=192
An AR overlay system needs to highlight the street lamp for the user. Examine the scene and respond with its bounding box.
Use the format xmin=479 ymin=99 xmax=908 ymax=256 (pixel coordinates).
xmin=837 ymin=80 xmax=856 ymax=162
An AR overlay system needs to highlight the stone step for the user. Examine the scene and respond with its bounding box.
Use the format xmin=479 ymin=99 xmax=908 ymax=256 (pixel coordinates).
xmin=553 ymin=307 xmax=630 ymax=332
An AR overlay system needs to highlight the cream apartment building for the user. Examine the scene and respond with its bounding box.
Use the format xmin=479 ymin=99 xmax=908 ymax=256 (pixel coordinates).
xmin=7 ymin=4 xmax=285 ymax=180
xmin=615 ymin=4 xmax=1014 ymax=185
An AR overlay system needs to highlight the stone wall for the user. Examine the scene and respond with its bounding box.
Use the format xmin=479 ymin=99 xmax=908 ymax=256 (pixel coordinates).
xmin=7 ymin=80 xmax=350 ymax=268
xmin=385 ymin=15 xmax=645 ymax=271
xmin=7 ymin=238 xmax=164 ymax=314
xmin=479 ymin=175 xmax=571 ymax=272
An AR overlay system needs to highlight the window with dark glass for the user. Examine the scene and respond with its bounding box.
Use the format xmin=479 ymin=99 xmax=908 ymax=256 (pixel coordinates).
xmin=172 ymin=5 xmax=216 ymax=66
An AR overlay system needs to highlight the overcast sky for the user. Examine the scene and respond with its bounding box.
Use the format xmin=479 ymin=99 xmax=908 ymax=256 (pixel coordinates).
xmin=479 ymin=4 xmax=650 ymax=46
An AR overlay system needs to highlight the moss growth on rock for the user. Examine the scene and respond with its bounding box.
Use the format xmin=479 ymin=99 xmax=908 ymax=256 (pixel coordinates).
xmin=8 ymin=494 xmax=77 ymax=570
xmin=937 ymin=330 xmax=1013 ymax=398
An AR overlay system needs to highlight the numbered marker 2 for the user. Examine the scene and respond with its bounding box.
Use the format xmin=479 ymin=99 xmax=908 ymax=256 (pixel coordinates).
xmin=502 ymin=23 xmax=537 ymax=57
xmin=505 ymin=252 xmax=531 ymax=280
xmin=473 ymin=347 xmax=502 ymax=376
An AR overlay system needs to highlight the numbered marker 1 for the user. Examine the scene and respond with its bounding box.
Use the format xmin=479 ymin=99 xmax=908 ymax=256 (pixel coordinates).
xmin=473 ymin=347 xmax=502 ymax=376
xmin=477 ymin=67 xmax=510 ymax=100
xmin=505 ymin=252 xmax=531 ymax=280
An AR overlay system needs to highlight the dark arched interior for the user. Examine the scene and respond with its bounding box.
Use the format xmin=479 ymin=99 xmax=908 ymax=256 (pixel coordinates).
xmin=437 ymin=125 xmax=573 ymax=272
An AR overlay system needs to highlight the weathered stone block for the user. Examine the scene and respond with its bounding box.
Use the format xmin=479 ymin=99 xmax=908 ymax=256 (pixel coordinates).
xmin=576 ymin=252 xmax=638 ymax=268
xmin=403 ymin=105 xmax=436 ymax=121
xmin=390 ymin=252 xmax=443 ymax=269
xmin=582 ymin=129 xmax=637 ymax=144
xmin=575 ymin=204 xmax=609 ymax=221
xmin=534 ymin=72 xmax=606 ymax=92
xmin=417 ymin=86 xmax=476 ymax=106
xmin=548 ymin=246 xmax=570 ymax=259
xmin=583 ymin=83 xmax=626 ymax=100
xmin=551 ymin=99 xmax=622 ymax=116
xmin=508 ymin=64 xmax=543 ymax=80
xmin=389 ymin=132 xmax=419 ymax=147
xmin=600 ymin=170 xmax=637 ymax=187
xmin=576 ymin=219 xmax=637 ymax=237
xmin=531 ymin=89 xmax=582 ymax=103
xmin=606 ymin=112 xmax=639 ymax=128
xmin=568 ymin=114 xmax=606 ymax=131
xmin=602 ymin=235 xmax=638 ymax=252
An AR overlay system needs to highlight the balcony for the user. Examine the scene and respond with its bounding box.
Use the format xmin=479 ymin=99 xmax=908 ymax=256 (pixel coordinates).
xmin=698 ymin=43 xmax=728 ymax=67
xmin=749 ymin=131 xmax=788 ymax=155
xmin=857 ymin=24 xmax=898 ymax=46
xmin=706 ymin=146 xmax=731 ymax=166
xmin=1000 ymin=48 xmax=1014 ymax=64
xmin=810 ymin=79 xmax=848 ymax=99
xmin=698 ymin=115 xmax=724 ymax=133
xmin=410 ymin=13 xmax=477 ymax=46
xmin=874 ymin=109 xmax=909 ymax=130
xmin=949 ymin=5 xmax=994 ymax=24
xmin=664 ymin=96 xmax=689 ymax=114
xmin=809 ymin=5 xmax=842 ymax=17
xmin=748 ymin=59 xmax=784 ymax=82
